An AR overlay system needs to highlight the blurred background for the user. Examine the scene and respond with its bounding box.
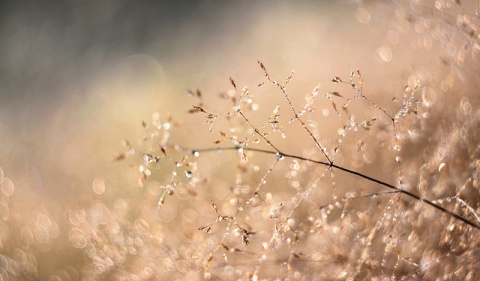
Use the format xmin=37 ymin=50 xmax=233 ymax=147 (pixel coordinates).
xmin=0 ymin=0 xmax=479 ymax=280
xmin=0 ymin=0 xmax=431 ymax=205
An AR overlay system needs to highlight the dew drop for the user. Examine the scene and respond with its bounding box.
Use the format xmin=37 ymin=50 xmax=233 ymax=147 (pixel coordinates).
xmin=21 ymin=227 xmax=34 ymax=245
xmin=92 ymin=178 xmax=105 ymax=195
xmin=1 ymin=177 xmax=14 ymax=197
xmin=163 ymin=122 xmax=171 ymax=130
xmin=307 ymin=120 xmax=318 ymax=128
xmin=438 ymin=162 xmax=446 ymax=173
xmin=376 ymin=46 xmax=392 ymax=62
xmin=129 ymin=247 xmax=137 ymax=255
xmin=192 ymin=150 xmax=200 ymax=157
xmin=421 ymin=87 xmax=437 ymax=107
xmin=69 ymin=228 xmax=87 ymax=249
xmin=356 ymin=7 xmax=371 ymax=23
xmin=134 ymin=237 xmax=144 ymax=247
xmin=460 ymin=97 xmax=472 ymax=115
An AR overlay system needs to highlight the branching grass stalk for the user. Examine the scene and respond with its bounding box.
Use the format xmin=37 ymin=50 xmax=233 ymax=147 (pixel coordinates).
xmin=190 ymin=145 xmax=480 ymax=231
xmin=257 ymin=61 xmax=333 ymax=165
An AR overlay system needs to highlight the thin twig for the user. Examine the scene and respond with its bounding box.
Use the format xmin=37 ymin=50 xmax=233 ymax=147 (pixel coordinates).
xmin=189 ymin=145 xmax=480 ymax=231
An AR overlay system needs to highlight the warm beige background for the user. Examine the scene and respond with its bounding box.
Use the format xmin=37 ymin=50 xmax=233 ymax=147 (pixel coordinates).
xmin=0 ymin=0 xmax=432 ymax=205
xmin=1 ymin=0 xmax=479 ymax=280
